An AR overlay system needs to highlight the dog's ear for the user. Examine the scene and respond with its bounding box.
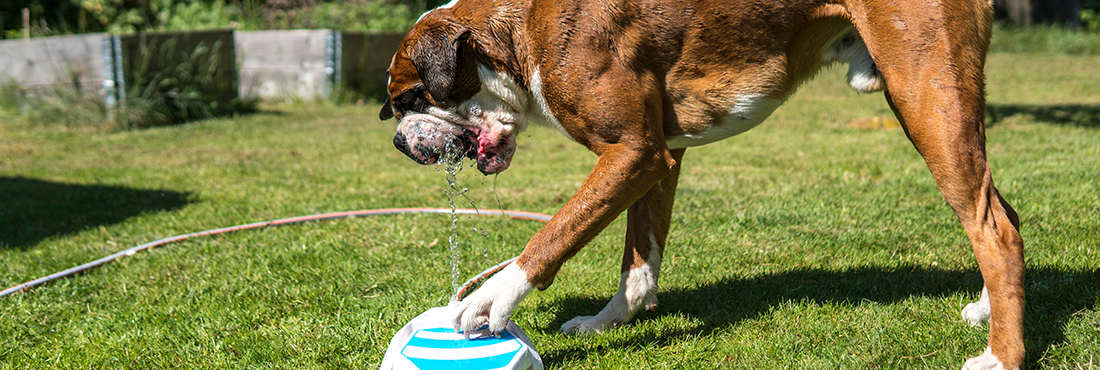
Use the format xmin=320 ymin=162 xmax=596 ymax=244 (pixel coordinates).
xmin=408 ymin=19 xmax=472 ymax=106
xmin=379 ymin=96 xmax=395 ymax=120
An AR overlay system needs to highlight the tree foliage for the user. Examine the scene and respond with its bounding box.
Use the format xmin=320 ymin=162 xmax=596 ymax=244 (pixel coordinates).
xmin=2 ymin=0 xmax=438 ymax=38
xmin=10 ymin=0 xmax=1095 ymax=39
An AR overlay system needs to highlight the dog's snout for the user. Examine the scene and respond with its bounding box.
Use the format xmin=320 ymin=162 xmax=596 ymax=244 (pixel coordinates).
xmin=393 ymin=132 xmax=409 ymax=153
xmin=393 ymin=132 xmax=417 ymax=161
xmin=394 ymin=131 xmax=441 ymax=165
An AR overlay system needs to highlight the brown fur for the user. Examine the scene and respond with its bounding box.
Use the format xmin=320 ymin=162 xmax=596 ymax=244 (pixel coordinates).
xmin=383 ymin=0 xmax=1024 ymax=367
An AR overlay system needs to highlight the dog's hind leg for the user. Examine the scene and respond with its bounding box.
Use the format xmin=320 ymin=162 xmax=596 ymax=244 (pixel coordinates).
xmin=562 ymin=149 xmax=685 ymax=334
xmin=845 ymin=1 xmax=1024 ymax=369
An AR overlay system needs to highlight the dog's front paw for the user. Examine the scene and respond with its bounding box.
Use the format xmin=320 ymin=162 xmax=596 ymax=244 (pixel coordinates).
xmin=561 ymin=315 xmax=617 ymax=334
xmin=961 ymin=301 xmax=990 ymax=327
xmin=452 ymin=263 xmax=533 ymax=335
xmin=961 ymin=287 xmax=991 ymax=327
xmin=560 ymin=291 xmax=657 ymax=334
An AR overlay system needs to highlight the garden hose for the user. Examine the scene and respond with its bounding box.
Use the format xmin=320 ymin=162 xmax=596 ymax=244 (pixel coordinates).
xmin=0 ymin=208 xmax=552 ymax=298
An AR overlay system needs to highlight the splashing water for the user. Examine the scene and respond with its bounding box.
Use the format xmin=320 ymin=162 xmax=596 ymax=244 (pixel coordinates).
xmin=437 ymin=136 xmax=508 ymax=299
xmin=442 ymin=139 xmax=470 ymax=297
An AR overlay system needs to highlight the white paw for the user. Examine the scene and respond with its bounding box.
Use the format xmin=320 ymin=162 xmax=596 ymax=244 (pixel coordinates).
xmin=452 ymin=263 xmax=533 ymax=335
xmin=961 ymin=301 xmax=990 ymax=327
xmin=561 ymin=315 xmax=612 ymax=334
xmin=962 ymin=347 xmax=1008 ymax=370
xmin=962 ymin=287 xmax=991 ymax=327
xmin=560 ymin=266 xmax=659 ymax=334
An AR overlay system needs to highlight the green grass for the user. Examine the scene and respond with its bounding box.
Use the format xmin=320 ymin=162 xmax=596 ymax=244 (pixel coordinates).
xmin=990 ymin=23 xmax=1100 ymax=55
xmin=2 ymin=52 xmax=1099 ymax=369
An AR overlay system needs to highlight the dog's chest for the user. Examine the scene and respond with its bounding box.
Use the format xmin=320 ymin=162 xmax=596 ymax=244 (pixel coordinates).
xmin=665 ymin=94 xmax=783 ymax=149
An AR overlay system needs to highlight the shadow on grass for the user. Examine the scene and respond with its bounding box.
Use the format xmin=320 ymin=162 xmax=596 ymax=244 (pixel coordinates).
xmin=539 ymin=266 xmax=1098 ymax=367
xmin=0 ymin=176 xmax=192 ymax=249
xmin=987 ymin=103 xmax=1100 ymax=128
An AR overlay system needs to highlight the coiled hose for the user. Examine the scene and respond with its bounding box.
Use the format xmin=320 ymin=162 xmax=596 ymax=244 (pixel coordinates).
xmin=0 ymin=207 xmax=552 ymax=298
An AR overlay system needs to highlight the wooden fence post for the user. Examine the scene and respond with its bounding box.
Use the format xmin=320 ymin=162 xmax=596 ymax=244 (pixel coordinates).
xmin=22 ymin=8 xmax=30 ymax=39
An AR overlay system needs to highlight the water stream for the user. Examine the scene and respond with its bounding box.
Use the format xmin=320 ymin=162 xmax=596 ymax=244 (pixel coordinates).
xmin=442 ymin=140 xmax=469 ymax=297
xmin=439 ymin=138 xmax=510 ymax=300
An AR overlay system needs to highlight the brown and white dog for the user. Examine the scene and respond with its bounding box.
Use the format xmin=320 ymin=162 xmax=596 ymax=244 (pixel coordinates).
xmin=379 ymin=0 xmax=1025 ymax=368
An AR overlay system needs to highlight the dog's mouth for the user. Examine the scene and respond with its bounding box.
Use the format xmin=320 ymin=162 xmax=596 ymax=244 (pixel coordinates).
xmin=393 ymin=112 xmax=516 ymax=175
xmin=393 ymin=127 xmax=477 ymax=164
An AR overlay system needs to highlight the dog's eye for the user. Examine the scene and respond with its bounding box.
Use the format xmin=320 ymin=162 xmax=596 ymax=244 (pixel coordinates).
xmin=393 ymin=88 xmax=433 ymax=115
xmin=394 ymin=93 xmax=414 ymax=112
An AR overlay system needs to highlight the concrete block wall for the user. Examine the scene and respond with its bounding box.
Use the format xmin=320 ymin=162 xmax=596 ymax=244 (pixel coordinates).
xmin=236 ymin=30 xmax=332 ymax=100
xmin=0 ymin=33 xmax=108 ymax=92
xmin=0 ymin=30 xmax=404 ymax=105
xmin=236 ymin=30 xmax=403 ymax=101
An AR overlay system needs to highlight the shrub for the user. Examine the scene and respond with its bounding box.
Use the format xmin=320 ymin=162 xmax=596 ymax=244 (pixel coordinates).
xmin=118 ymin=33 xmax=256 ymax=129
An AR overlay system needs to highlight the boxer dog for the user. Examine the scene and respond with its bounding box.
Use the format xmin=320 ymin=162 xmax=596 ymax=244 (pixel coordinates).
xmin=379 ymin=0 xmax=1025 ymax=368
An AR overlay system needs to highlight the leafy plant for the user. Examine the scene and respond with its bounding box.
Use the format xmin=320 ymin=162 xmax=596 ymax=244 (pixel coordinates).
xmin=119 ymin=34 xmax=256 ymax=129
xmin=1082 ymin=9 xmax=1100 ymax=32
xmin=68 ymin=0 xmax=418 ymax=34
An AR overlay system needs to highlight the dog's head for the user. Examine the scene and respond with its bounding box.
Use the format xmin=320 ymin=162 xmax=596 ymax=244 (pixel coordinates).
xmin=379 ymin=12 xmax=520 ymax=175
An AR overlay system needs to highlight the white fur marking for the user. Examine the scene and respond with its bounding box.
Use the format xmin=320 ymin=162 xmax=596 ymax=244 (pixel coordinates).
xmin=647 ymin=231 xmax=662 ymax=282
xmin=824 ymin=31 xmax=885 ymax=93
xmin=529 ymin=69 xmax=574 ymax=141
xmin=562 ymin=244 xmax=661 ymax=334
xmin=477 ymin=65 xmax=527 ymax=110
xmin=446 ymin=65 xmax=529 ymax=138
xmin=472 ymin=65 xmax=529 ymax=134
xmin=962 ymin=286 xmax=991 ymax=327
xmin=666 ymin=94 xmax=782 ymax=149
xmin=963 ymin=347 xmax=1010 ymax=370
xmin=846 ymin=52 xmax=884 ymax=92
xmin=453 ymin=263 xmax=533 ymax=335
xmin=416 ymin=0 xmax=461 ymax=22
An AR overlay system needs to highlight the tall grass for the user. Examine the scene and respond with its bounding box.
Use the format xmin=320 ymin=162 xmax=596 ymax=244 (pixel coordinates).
xmin=0 ymin=73 xmax=108 ymax=130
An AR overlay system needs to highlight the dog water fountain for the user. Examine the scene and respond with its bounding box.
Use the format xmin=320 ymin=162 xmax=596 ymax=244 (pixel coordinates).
xmin=379 ymin=256 xmax=544 ymax=370
xmin=379 ymin=146 xmax=544 ymax=370
xmin=378 ymin=300 xmax=543 ymax=370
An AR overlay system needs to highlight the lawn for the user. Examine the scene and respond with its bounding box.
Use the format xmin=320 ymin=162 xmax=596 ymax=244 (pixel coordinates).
xmin=2 ymin=52 xmax=1098 ymax=369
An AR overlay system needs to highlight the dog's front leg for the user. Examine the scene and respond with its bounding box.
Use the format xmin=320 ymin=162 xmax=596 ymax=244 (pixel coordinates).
xmin=453 ymin=141 xmax=680 ymax=335
xmin=562 ymin=148 xmax=685 ymax=333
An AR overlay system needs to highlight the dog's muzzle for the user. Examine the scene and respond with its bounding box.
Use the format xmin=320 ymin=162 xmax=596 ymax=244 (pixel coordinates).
xmin=393 ymin=112 xmax=514 ymax=174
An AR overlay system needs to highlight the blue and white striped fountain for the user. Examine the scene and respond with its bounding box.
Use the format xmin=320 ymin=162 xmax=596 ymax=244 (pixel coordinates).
xmin=380 ymin=304 xmax=543 ymax=370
